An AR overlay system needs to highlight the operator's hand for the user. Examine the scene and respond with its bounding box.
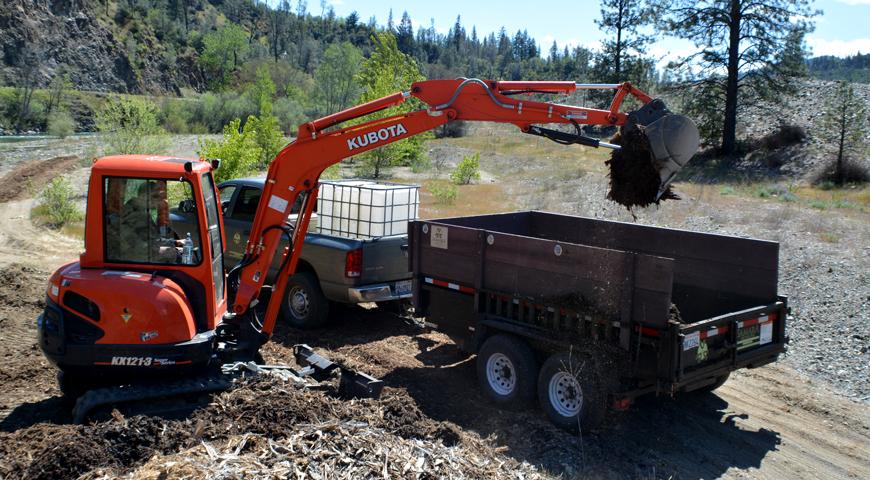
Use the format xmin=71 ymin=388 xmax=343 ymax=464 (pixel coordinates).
xmin=175 ymin=239 xmax=185 ymax=247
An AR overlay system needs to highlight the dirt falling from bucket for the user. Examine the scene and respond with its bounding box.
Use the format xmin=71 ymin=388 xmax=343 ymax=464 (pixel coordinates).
xmin=606 ymin=126 xmax=679 ymax=209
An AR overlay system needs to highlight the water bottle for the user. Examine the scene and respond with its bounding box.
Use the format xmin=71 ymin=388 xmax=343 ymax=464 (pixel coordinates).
xmin=182 ymin=233 xmax=194 ymax=264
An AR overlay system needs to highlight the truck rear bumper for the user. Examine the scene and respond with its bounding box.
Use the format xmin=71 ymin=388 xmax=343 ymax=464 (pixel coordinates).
xmin=347 ymin=279 xmax=413 ymax=303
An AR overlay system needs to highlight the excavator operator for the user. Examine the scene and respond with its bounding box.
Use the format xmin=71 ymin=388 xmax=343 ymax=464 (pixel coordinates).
xmin=109 ymin=180 xmax=184 ymax=263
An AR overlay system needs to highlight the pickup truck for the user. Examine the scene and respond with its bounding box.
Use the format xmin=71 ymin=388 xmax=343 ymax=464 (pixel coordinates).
xmin=171 ymin=178 xmax=414 ymax=328
xmin=410 ymin=211 xmax=788 ymax=431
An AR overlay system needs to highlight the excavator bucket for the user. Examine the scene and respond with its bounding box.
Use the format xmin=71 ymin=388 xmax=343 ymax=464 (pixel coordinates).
xmin=607 ymin=99 xmax=700 ymax=208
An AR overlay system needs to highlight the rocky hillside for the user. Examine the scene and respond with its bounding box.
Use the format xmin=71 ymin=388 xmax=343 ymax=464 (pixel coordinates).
xmin=0 ymin=0 xmax=198 ymax=94
xmin=735 ymin=79 xmax=870 ymax=180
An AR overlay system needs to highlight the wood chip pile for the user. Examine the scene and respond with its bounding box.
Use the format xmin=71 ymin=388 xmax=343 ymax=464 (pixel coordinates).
xmin=1 ymin=377 xmax=540 ymax=480
xmin=85 ymin=420 xmax=538 ymax=480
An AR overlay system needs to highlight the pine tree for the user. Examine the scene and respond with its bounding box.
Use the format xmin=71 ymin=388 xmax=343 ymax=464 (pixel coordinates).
xmin=662 ymin=0 xmax=817 ymax=156
xmin=823 ymin=81 xmax=868 ymax=185
xmin=595 ymin=0 xmax=654 ymax=83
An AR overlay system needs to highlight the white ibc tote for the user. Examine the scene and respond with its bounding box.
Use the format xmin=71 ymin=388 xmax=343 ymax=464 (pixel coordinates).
xmin=316 ymin=180 xmax=420 ymax=238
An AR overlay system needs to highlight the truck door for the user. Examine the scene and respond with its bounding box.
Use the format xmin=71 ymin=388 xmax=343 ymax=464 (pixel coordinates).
xmin=223 ymin=186 xmax=261 ymax=265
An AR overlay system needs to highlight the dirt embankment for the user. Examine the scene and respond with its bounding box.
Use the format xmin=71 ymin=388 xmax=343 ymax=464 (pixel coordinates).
xmin=0 ymin=155 xmax=82 ymax=203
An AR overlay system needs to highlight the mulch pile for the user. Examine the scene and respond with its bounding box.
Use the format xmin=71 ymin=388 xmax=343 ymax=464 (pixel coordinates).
xmin=605 ymin=127 xmax=679 ymax=209
xmin=0 ymin=377 xmax=539 ymax=480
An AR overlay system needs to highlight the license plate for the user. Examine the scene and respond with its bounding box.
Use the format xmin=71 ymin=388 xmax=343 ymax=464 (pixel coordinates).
xmin=395 ymin=280 xmax=412 ymax=297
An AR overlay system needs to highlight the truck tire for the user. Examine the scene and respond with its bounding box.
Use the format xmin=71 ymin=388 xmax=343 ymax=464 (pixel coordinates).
xmin=537 ymin=352 xmax=606 ymax=432
xmin=476 ymin=334 xmax=539 ymax=410
xmin=280 ymin=271 xmax=329 ymax=329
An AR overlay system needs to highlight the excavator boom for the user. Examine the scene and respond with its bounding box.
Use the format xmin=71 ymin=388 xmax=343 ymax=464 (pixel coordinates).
xmin=221 ymin=79 xmax=699 ymax=359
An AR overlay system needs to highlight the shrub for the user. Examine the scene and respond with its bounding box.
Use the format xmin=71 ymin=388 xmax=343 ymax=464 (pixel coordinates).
xmin=244 ymin=113 xmax=287 ymax=168
xmin=759 ymin=124 xmax=806 ymax=150
xmin=429 ymin=180 xmax=458 ymax=205
xmin=410 ymin=154 xmax=431 ymax=173
xmin=450 ymin=152 xmax=481 ymax=185
xmin=434 ymin=121 xmax=468 ymax=138
xmin=272 ymin=97 xmax=306 ymax=133
xmin=96 ymin=96 xmax=170 ymax=154
xmin=160 ymin=98 xmax=192 ymax=133
xmin=813 ymin=157 xmax=870 ymax=186
xmin=198 ymin=118 xmax=263 ymax=183
xmin=47 ymin=110 xmax=75 ymax=138
xmin=320 ymin=163 xmax=341 ymax=179
xmin=32 ymin=177 xmax=83 ymax=228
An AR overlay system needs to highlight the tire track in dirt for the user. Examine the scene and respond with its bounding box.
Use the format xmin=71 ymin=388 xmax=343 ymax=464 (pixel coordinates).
xmin=0 ymin=156 xmax=82 ymax=203
xmin=0 ymin=199 xmax=81 ymax=270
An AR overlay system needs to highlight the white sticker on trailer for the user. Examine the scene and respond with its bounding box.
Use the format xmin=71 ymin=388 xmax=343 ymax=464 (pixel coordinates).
xmin=683 ymin=331 xmax=700 ymax=351
xmin=267 ymin=194 xmax=289 ymax=213
xmin=760 ymin=321 xmax=773 ymax=345
xmin=430 ymin=225 xmax=448 ymax=249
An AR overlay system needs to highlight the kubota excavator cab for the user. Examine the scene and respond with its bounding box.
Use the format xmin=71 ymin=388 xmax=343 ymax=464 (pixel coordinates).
xmin=38 ymin=155 xmax=227 ymax=389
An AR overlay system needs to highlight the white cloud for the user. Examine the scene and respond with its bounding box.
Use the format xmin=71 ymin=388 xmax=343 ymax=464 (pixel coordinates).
xmin=835 ymin=0 xmax=870 ymax=5
xmin=806 ymin=37 xmax=870 ymax=57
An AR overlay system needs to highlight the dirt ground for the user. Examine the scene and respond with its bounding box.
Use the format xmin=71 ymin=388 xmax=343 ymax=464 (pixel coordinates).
xmin=0 ymin=149 xmax=868 ymax=478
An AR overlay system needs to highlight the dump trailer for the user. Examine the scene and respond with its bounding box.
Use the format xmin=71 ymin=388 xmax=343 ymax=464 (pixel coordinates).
xmin=410 ymin=211 xmax=788 ymax=430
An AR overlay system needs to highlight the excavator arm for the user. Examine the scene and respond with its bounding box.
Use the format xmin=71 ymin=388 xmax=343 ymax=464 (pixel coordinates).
xmin=218 ymin=78 xmax=698 ymax=359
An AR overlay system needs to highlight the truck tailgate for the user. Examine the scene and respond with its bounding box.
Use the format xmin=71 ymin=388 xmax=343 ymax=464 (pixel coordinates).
xmin=672 ymin=299 xmax=788 ymax=386
xmin=360 ymin=235 xmax=411 ymax=284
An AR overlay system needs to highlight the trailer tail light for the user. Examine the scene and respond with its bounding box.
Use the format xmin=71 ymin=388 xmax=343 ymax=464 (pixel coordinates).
xmin=612 ymin=397 xmax=632 ymax=411
xmin=345 ymin=248 xmax=363 ymax=278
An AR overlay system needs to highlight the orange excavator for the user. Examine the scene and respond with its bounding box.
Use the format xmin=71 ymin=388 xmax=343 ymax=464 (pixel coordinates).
xmin=37 ymin=79 xmax=698 ymax=420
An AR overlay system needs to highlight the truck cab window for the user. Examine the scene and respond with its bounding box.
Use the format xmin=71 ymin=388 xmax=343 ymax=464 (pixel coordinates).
xmin=104 ymin=177 xmax=202 ymax=265
xmin=230 ymin=187 xmax=261 ymax=222
xmin=219 ymin=185 xmax=236 ymax=214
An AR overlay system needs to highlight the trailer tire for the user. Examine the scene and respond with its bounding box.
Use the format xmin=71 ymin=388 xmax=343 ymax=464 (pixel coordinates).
xmin=280 ymin=272 xmax=329 ymax=329
xmin=537 ymin=352 xmax=605 ymax=432
xmin=476 ymin=334 xmax=539 ymax=410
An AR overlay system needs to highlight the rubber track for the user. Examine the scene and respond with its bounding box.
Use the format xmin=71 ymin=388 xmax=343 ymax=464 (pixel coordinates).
xmin=73 ymin=375 xmax=232 ymax=424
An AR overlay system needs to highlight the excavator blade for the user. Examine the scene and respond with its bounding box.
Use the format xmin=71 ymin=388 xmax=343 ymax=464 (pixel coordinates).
xmin=607 ymin=99 xmax=699 ymax=208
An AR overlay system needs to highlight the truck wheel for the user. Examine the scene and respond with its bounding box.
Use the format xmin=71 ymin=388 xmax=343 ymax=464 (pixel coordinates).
xmin=280 ymin=271 xmax=329 ymax=329
xmin=537 ymin=352 xmax=605 ymax=432
xmin=476 ymin=334 xmax=539 ymax=410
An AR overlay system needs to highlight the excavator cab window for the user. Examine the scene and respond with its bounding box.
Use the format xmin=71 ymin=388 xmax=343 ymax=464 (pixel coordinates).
xmin=104 ymin=177 xmax=203 ymax=265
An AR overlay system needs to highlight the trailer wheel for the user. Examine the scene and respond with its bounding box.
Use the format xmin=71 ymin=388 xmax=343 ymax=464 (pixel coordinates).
xmin=476 ymin=334 xmax=538 ymax=410
xmin=280 ymin=272 xmax=329 ymax=329
xmin=537 ymin=352 xmax=605 ymax=432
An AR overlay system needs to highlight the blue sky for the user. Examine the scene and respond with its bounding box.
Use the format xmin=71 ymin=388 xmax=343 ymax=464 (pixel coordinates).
xmin=312 ymin=0 xmax=869 ymax=62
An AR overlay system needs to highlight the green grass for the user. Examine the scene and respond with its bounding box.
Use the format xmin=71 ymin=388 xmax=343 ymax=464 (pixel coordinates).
xmin=690 ymin=181 xmax=869 ymax=213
